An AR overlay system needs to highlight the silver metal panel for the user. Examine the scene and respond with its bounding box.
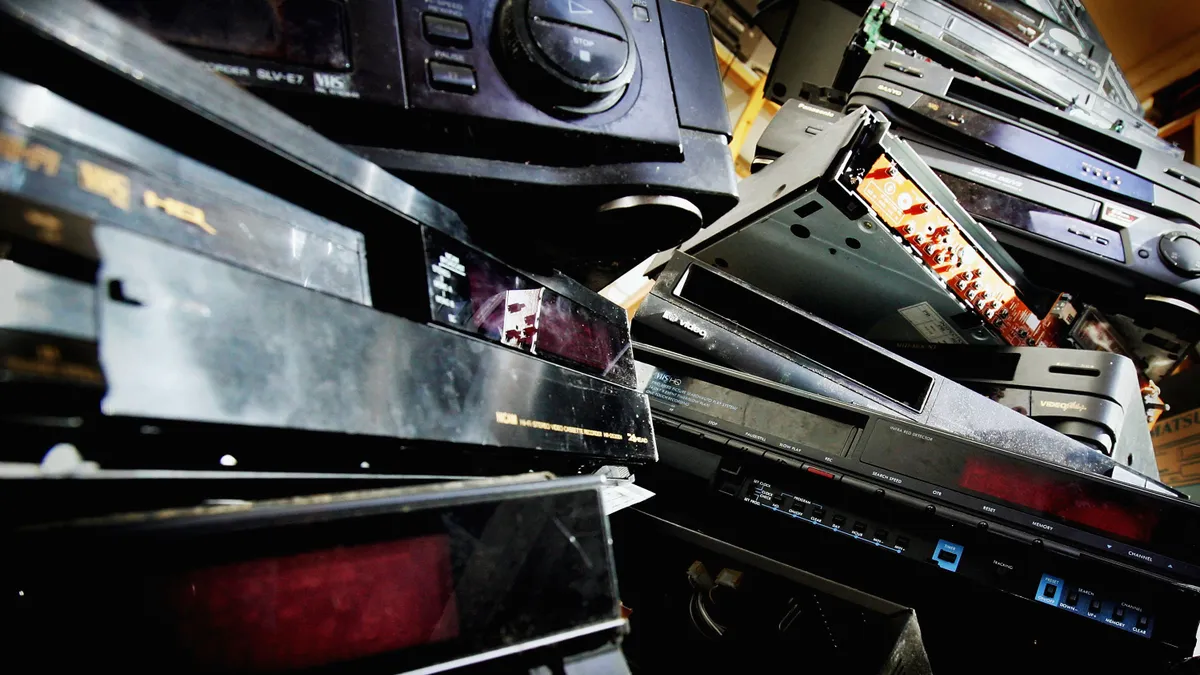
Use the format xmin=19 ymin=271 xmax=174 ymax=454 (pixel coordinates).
xmin=694 ymin=189 xmax=999 ymax=344
xmin=0 ymin=260 xmax=94 ymax=340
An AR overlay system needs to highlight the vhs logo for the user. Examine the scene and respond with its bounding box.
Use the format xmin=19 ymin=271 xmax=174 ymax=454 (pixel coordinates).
xmin=314 ymin=73 xmax=359 ymax=97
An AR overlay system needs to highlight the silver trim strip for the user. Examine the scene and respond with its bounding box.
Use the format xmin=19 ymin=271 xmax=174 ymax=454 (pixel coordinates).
xmin=398 ymin=618 xmax=627 ymax=675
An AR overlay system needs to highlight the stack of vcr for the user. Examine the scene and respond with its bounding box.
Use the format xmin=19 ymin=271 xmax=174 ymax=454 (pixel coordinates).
xmin=678 ymin=106 xmax=1163 ymax=471
xmin=711 ymin=0 xmax=1200 ymax=464
xmin=0 ymin=0 xmax=660 ymax=671
xmin=626 ymin=0 xmax=1200 ymax=667
xmin=631 ymin=55 xmax=1200 ymax=671
xmin=834 ymin=0 xmax=1177 ymax=157
xmin=628 ymin=336 xmax=1200 ymax=670
xmin=844 ymin=49 xmax=1200 ymax=344
xmin=756 ymin=0 xmax=1200 ymax=390
xmin=0 ymin=0 xmax=657 ymax=480
xmin=627 ymin=256 xmax=1200 ymax=669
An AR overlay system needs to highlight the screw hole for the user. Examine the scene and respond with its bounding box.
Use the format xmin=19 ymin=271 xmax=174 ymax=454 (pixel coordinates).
xmin=845 ymin=237 xmax=861 ymax=249
xmin=828 ymin=248 xmax=837 ymax=255
xmin=714 ymin=257 xmax=729 ymax=268
xmin=790 ymin=224 xmax=811 ymax=239
xmin=772 ymin=82 xmax=788 ymax=99
xmin=794 ymin=201 xmax=823 ymax=219
xmin=773 ymin=184 xmax=788 ymax=198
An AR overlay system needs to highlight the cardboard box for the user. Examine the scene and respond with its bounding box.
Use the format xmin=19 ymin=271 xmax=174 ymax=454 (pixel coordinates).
xmin=1152 ymin=407 xmax=1200 ymax=490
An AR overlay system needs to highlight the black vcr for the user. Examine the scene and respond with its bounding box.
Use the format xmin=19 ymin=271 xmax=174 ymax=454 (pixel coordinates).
xmin=631 ymin=343 xmax=1200 ymax=663
xmin=65 ymin=0 xmax=739 ymax=285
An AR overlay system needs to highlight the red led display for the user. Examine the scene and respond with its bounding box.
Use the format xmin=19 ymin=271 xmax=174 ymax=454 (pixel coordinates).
xmin=157 ymin=534 xmax=459 ymax=672
xmin=959 ymin=456 xmax=1158 ymax=543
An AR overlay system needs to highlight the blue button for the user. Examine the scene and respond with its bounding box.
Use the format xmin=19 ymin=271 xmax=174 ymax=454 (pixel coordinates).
xmin=932 ymin=539 xmax=963 ymax=572
xmin=1036 ymin=573 xmax=1064 ymax=606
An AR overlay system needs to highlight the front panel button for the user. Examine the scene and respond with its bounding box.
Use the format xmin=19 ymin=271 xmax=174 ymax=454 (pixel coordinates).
xmin=428 ymin=61 xmax=478 ymax=94
xmin=423 ymin=14 xmax=472 ymax=46
xmin=529 ymin=20 xmax=628 ymax=83
xmin=530 ymin=0 xmax=627 ymax=38
xmin=933 ymin=540 xmax=964 ymax=572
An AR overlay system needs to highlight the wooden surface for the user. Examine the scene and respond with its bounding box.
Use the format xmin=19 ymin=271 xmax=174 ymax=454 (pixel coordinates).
xmin=1158 ymin=110 xmax=1200 ymax=139
xmin=729 ymin=74 xmax=768 ymax=169
xmin=1152 ymin=407 xmax=1200 ymax=487
xmin=714 ymin=40 xmax=779 ymax=176
xmin=1083 ymin=0 xmax=1200 ymax=100
xmin=713 ymin=40 xmax=781 ymax=113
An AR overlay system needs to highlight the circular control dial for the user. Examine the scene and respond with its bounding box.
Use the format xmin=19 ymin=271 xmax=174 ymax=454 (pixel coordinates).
xmin=1159 ymin=231 xmax=1200 ymax=277
xmin=495 ymin=0 xmax=636 ymax=113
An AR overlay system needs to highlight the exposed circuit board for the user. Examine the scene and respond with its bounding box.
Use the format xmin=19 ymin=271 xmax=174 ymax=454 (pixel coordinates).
xmin=855 ymin=154 xmax=1063 ymax=347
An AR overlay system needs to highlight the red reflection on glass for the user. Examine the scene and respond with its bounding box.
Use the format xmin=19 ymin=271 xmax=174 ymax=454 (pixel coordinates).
xmin=465 ymin=269 xmax=623 ymax=374
xmin=959 ymin=456 xmax=1157 ymax=543
xmin=535 ymin=292 xmax=625 ymax=373
xmin=159 ymin=535 xmax=458 ymax=671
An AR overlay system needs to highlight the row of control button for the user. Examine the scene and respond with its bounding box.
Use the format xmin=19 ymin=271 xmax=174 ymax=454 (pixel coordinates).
xmin=678 ymin=412 xmax=1177 ymax=632
xmin=1066 ymin=226 xmax=1110 ymax=247
xmin=744 ymin=478 xmax=913 ymax=556
xmin=1036 ymin=574 xmax=1152 ymax=637
xmin=721 ymin=429 xmax=1165 ymax=639
xmin=422 ymin=13 xmax=478 ymax=95
xmin=1080 ymin=161 xmax=1121 ymax=186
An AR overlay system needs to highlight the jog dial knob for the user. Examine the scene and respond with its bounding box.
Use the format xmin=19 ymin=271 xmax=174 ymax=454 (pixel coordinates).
xmin=1158 ymin=231 xmax=1200 ymax=277
xmin=494 ymin=0 xmax=637 ymax=114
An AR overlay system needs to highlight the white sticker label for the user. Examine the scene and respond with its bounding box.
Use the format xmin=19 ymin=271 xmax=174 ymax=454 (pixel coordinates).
xmin=899 ymin=302 xmax=967 ymax=344
xmin=599 ymin=481 xmax=655 ymax=515
xmin=502 ymin=288 xmax=544 ymax=353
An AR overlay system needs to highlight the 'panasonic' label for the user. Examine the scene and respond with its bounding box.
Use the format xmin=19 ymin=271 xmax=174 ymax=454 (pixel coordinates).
xmin=796 ymin=102 xmax=837 ymax=118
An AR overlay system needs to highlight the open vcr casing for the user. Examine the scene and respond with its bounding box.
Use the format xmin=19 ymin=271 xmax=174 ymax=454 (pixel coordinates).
xmin=681 ymin=107 xmax=1058 ymax=349
xmin=632 ymin=251 xmax=1173 ymax=482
